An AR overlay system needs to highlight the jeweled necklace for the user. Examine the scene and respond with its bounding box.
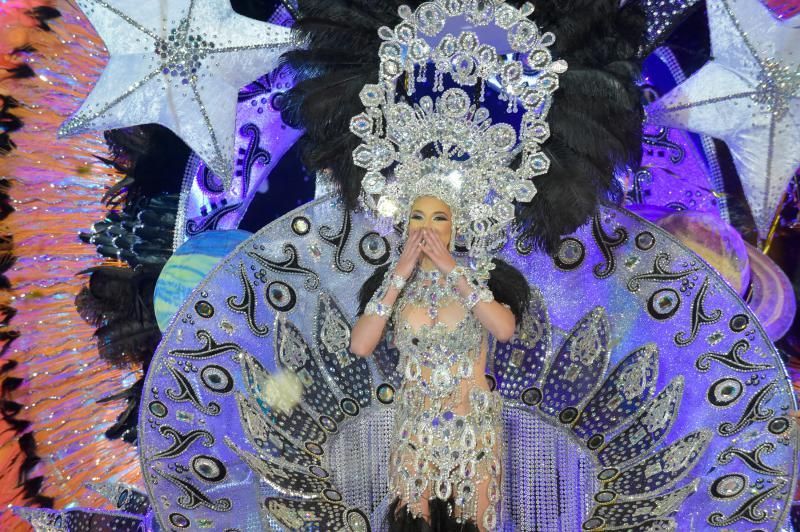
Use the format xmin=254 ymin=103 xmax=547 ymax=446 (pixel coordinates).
xmin=402 ymin=266 xmax=460 ymax=320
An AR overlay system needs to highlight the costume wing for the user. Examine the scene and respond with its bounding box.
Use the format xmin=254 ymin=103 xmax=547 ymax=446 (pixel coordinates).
xmin=138 ymin=196 xmax=797 ymax=531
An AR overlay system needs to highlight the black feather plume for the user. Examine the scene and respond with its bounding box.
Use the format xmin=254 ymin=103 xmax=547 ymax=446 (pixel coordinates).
xmin=75 ymin=265 xmax=162 ymax=367
xmin=282 ymin=0 xmax=645 ymax=253
xmin=97 ymin=377 xmax=144 ymax=444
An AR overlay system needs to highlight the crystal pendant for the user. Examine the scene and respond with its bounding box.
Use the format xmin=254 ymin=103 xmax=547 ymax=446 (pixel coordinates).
xmin=461 ymin=426 xmax=476 ymax=448
xmin=435 ymin=479 xmax=452 ymax=499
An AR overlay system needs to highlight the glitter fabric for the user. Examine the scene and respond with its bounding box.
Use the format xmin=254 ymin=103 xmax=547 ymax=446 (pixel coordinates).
xmin=175 ymin=5 xmax=302 ymax=248
xmin=639 ymin=0 xmax=702 ymax=50
xmin=646 ymin=0 xmax=800 ymax=239
xmin=632 ymin=48 xmax=731 ymax=222
xmin=387 ymin=267 xmax=503 ymax=529
xmin=57 ymin=0 xmax=294 ymax=186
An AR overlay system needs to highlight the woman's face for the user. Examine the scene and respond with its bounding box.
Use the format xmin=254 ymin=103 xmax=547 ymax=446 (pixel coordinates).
xmin=408 ymin=195 xmax=452 ymax=249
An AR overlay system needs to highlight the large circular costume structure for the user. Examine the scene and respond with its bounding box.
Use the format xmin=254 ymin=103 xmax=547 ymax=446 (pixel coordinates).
xmin=138 ymin=196 xmax=798 ymax=531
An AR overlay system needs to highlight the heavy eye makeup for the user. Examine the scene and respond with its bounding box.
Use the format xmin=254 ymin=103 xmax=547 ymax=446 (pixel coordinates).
xmin=410 ymin=212 xmax=449 ymax=222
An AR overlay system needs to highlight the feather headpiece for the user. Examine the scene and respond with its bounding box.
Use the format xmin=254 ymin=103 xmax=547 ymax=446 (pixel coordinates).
xmin=282 ymin=0 xmax=645 ymax=253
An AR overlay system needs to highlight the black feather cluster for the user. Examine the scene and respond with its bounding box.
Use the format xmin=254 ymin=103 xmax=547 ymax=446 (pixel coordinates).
xmin=281 ymin=0 xmax=414 ymax=207
xmin=75 ymin=124 xmax=185 ymax=372
xmin=73 ymin=124 xmax=188 ymax=444
xmin=100 ymin=124 xmax=189 ymax=204
xmin=1 ymin=95 xmax=24 ymax=156
xmin=74 ymin=265 xmax=162 ymax=368
xmin=27 ymin=5 xmax=62 ymax=31
xmin=76 ymin=192 xmax=176 ymax=367
xmin=387 ymin=495 xmax=479 ymax=531
xmin=97 ymin=377 xmax=144 ymax=444
xmin=511 ymin=0 xmax=645 ymax=252
xmin=79 ymin=195 xmax=178 ymax=267
xmin=282 ymin=0 xmax=646 ymax=253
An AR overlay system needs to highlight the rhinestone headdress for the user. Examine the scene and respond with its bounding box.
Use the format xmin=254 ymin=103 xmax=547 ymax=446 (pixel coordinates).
xmin=349 ymin=0 xmax=567 ymax=261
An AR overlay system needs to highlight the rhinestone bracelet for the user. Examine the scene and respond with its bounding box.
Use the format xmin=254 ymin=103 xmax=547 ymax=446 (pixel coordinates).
xmin=389 ymin=273 xmax=407 ymax=291
xmin=445 ymin=265 xmax=468 ymax=286
xmin=364 ymin=300 xmax=393 ymax=318
xmin=465 ymin=290 xmax=481 ymax=309
xmin=465 ymin=286 xmax=494 ymax=310
xmin=478 ymin=286 xmax=495 ymax=303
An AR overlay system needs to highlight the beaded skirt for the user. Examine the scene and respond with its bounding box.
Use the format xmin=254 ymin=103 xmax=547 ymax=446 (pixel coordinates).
xmin=387 ymin=384 xmax=504 ymax=530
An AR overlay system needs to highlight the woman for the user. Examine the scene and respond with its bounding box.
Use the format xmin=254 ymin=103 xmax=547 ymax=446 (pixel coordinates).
xmin=350 ymin=194 xmax=530 ymax=531
xmin=282 ymin=0 xmax=643 ymax=529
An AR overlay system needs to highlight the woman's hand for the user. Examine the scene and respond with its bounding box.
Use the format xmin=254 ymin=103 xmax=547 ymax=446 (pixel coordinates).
xmin=395 ymin=228 xmax=423 ymax=279
xmin=420 ymin=228 xmax=457 ymax=274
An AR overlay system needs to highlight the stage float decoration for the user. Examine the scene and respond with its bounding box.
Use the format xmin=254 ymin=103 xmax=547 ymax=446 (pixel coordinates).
xmin=646 ymin=0 xmax=800 ymax=243
xmin=132 ymin=197 xmax=799 ymax=531
xmin=56 ymin=0 xmax=295 ymax=186
xmin=7 ymin=0 xmax=800 ymax=530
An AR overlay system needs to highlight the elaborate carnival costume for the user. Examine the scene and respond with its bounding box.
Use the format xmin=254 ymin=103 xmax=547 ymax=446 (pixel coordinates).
xmin=13 ymin=1 xmax=800 ymax=532
xmin=366 ymin=256 xmax=523 ymax=530
xmin=134 ymin=2 xmax=795 ymax=531
xmin=346 ymin=3 xmax=573 ymax=527
xmin=374 ymin=262 xmax=507 ymax=529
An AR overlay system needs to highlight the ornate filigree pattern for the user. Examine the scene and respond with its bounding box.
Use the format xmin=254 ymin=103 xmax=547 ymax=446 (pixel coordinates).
xmin=318 ymin=210 xmax=356 ymax=273
xmin=227 ymin=264 xmax=270 ymax=336
xmin=351 ymin=0 xmax=567 ymax=263
xmin=592 ymin=213 xmax=628 ymax=279
xmin=572 ymin=344 xmax=659 ymax=440
xmin=170 ymin=330 xmax=241 ymax=359
xmin=627 ymin=252 xmax=703 ymax=292
xmin=248 ymin=243 xmax=321 ymax=291
xmin=695 ymin=339 xmax=774 ymax=372
xmin=493 ymin=289 xmax=551 ymax=398
xmin=674 ymin=277 xmax=722 ymax=346
xmin=138 ymin=198 xmax=797 ymax=531
xmin=717 ymin=442 xmax=784 ymax=476
xmin=539 ymin=308 xmax=610 ymax=419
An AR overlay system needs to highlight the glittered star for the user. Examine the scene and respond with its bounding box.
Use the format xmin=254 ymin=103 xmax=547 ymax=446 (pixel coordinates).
xmin=58 ymin=0 xmax=293 ymax=186
xmin=646 ymin=0 xmax=800 ymax=240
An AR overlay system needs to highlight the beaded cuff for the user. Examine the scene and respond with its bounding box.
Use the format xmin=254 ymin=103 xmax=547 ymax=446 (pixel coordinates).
xmin=465 ymin=285 xmax=494 ymax=309
xmin=364 ymin=300 xmax=393 ymax=317
xmin=389 ymin=273 xmax=407 ymax=291
xmin=363 ymin=263 xmax=399 ymax=318
xmin=445 ymin=265 xmax=468 ymax=286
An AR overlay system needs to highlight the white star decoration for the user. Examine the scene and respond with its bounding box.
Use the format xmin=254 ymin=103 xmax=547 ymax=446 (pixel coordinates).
xmin=58 ymin=0 xmax=293 ymax=186
xmin=646 ymin=0 xmax=799 ymax=240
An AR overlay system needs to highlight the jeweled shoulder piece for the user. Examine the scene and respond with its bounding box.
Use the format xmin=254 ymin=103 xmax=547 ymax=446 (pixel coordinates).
xmin=350 ymin=0 xmax=567 ymax=261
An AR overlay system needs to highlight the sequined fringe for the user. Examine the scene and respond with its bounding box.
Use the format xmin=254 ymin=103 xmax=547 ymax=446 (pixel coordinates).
xmin=386 ymin=497 xmax=480 ymax=532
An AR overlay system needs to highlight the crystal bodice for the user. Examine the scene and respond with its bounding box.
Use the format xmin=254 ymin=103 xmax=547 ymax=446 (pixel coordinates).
xmin=387 ymin=277 xmax=504 ymax=530
xmin=394 ymin=308 xmax=484 ymax=401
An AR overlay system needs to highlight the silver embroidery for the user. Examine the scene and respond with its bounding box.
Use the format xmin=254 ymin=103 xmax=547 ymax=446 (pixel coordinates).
xmin=388 ymin=270 xmax=503 ymax=529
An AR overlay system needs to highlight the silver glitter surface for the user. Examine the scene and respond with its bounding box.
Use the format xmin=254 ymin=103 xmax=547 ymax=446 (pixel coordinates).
xmin=58 ymin=0 xmax=294 ymax=187
xmin=641 ymin=0 xmax=702 ymax=49
xmin=645 ymin=0 xmax=800 ymax=239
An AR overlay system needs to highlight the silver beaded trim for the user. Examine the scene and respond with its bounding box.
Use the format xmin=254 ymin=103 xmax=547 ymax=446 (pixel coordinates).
xmin=349 ymin=0 xmax=567 ymax=263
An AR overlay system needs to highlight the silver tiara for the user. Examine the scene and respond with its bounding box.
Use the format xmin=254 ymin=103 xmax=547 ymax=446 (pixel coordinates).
xmin=349 ymin=0 xmax=567 ymax=260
